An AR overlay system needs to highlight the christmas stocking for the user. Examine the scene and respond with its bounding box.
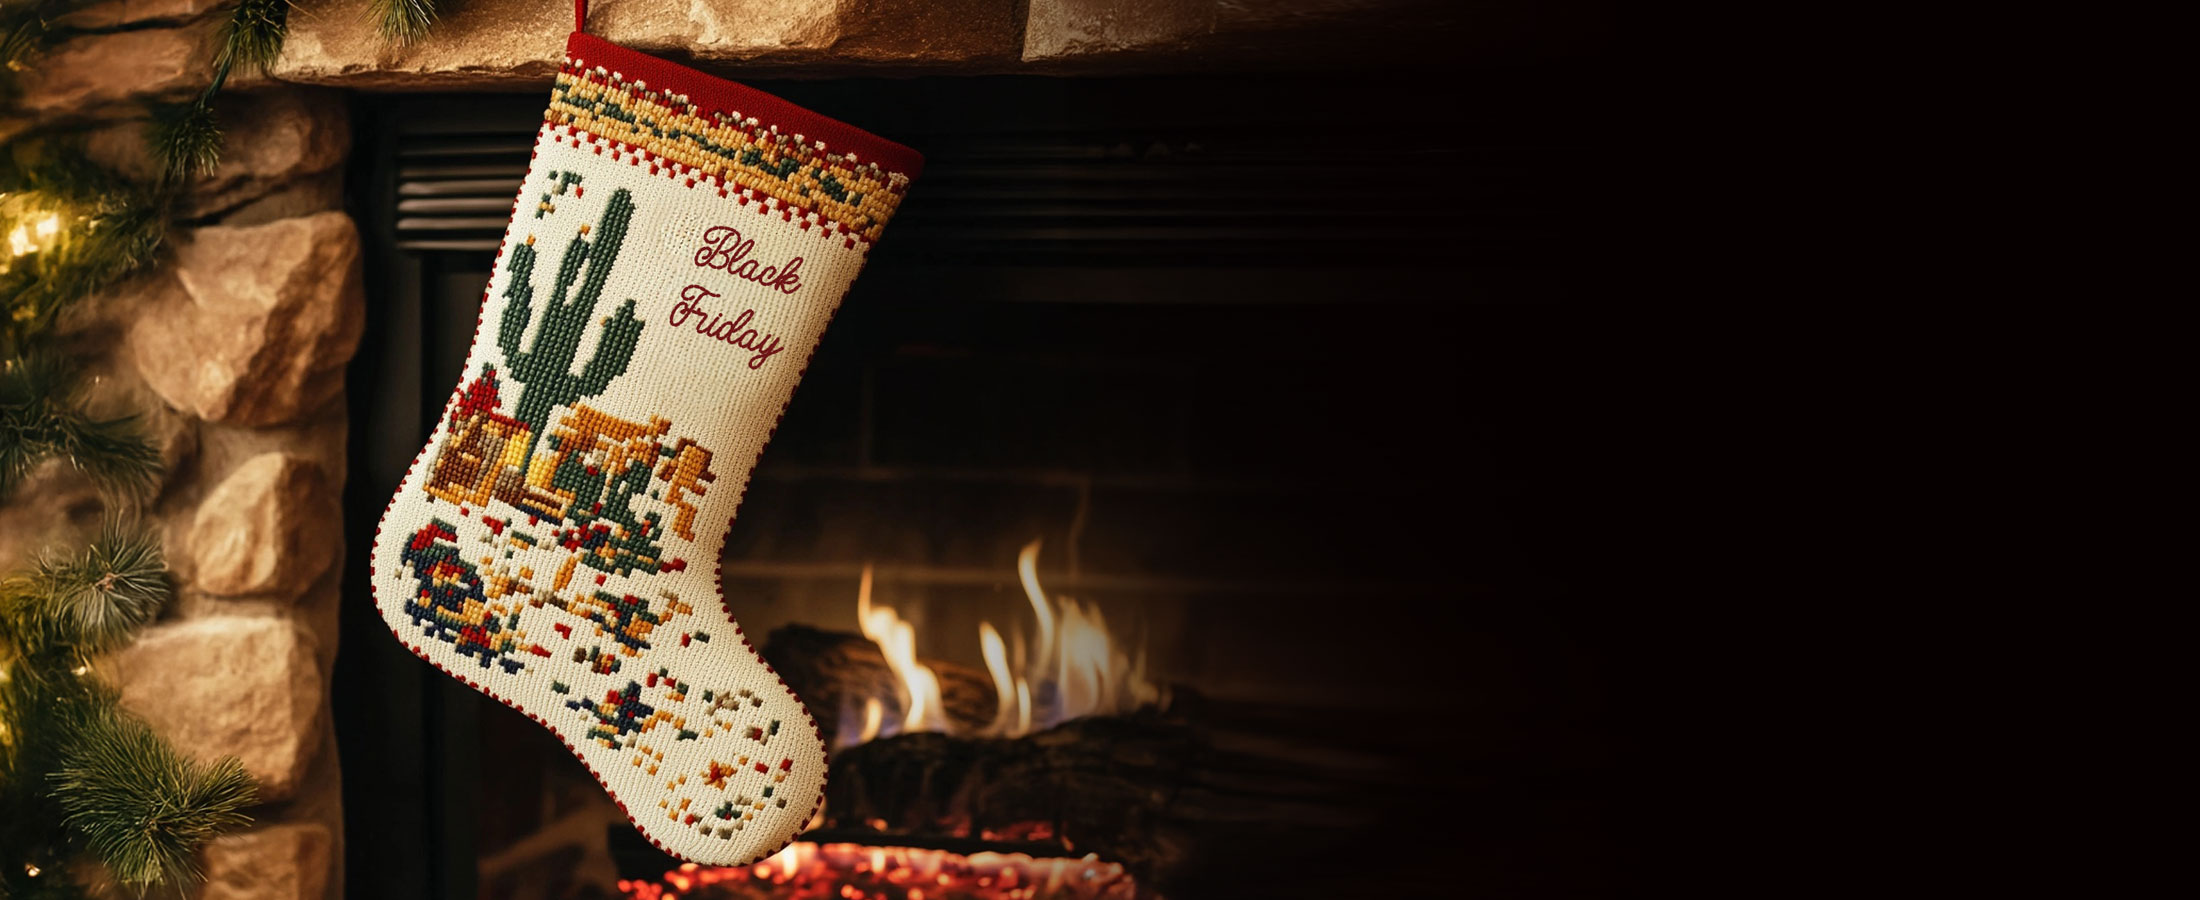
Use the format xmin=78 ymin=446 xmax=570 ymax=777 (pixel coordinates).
xmin=369 ymin=23 xmax=920 ymax=866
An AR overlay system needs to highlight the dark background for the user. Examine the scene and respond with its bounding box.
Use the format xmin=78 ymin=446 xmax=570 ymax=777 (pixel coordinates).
xmin=335 ymin=48 xmax=1626 ymax=899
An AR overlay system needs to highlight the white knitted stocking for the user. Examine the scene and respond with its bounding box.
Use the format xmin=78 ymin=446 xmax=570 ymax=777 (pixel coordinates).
xmin=369 ymin=29 xmax=920 ymax=866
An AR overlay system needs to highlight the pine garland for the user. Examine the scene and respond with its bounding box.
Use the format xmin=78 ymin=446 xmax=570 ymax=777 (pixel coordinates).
xmin=1 ymin=524 xmax=167 ymax=657
xmin=0 ymin=1 xmax=67 ymax=102
xmin=150 ymin=0 xmax=294 ymax=180
xmin=147 ymin=102 xmax=223 ymax=183
xmin=373 ymin=0 xmax=439 ymax=44
xmin=0 ymin=4 xmax=282 ymax=894
xmin=0 ymin=144 xmax=166 ymax=505
xmin=0 ymin=526 xmax=253 ymax=898
xmin=218 ymin=0 xmax=292 ymax=71
xmin=0 ymin=148 xmax=168 ymax=355
xmin=0 ymin=352 xmax=161 ymax=505
xmin=53 ymin=708 xmax=256 ymax=888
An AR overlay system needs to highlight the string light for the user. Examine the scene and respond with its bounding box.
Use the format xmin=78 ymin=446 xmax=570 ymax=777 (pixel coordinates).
xmin=7 ymin=213 xmax=63 ymax=257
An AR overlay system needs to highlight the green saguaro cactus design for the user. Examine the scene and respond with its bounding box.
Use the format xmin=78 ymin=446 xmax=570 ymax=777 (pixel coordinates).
xmin=497 ymin=187 xmax=645 ymax=438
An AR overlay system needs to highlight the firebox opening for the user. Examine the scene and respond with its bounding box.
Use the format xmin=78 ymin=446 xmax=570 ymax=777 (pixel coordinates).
xmin=337 ymin=68 xmax=1608 ymax=900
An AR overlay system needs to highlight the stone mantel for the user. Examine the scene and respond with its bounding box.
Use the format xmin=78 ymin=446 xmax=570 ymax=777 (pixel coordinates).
xmin=270 ymin=0 xmax=1544 ymax=89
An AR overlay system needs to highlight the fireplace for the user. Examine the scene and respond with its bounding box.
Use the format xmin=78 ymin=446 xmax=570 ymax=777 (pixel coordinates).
xmin=336 ymin=68 xmax=1607 ymax=900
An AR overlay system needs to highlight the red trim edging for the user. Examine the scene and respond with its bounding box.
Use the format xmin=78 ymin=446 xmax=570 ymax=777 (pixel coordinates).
xmin=565 ymin=31 xmax=925 ymax=181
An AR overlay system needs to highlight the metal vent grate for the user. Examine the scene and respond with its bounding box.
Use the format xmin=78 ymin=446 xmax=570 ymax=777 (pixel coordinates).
xmin=394 ymin=139 xmax=534 ymax=252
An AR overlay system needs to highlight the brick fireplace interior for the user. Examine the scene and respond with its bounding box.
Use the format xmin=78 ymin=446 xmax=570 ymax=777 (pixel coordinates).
xmin=336 ymin=68 xmax=1610 ymax=900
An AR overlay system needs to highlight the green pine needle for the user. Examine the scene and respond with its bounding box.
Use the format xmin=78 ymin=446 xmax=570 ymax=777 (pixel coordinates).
xmin=0 ymin=351 xmax=163 ymax=504
xmin=1 ymin=14 xmax=46 ymax=74
xmin=0 ymin=150 xmax=170 ymax=348
xmin=52 ymin=707 xmax=255 ymax=889
xmin=13 ymin=523 xmax=169 ymax=655
xmin=148 ymin=101 xmax=223 ymax=181
xmin=374 ymin=0 xmax=439 ymax=44
xmin=0 ymin=651 xmax=112 ymax=791
xmin=52 ymin=412 xmax=163 ymax=501
xmin=218 ymin=0 xmax=292 ymax=71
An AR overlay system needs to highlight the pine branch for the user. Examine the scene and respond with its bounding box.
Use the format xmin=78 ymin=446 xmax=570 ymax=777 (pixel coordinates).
xmin=50 ymin=412 xmax=162 ymax=501
xmin=142 ymin=0 xmax=290 ymax=180
xmin=0 ymin=14 xmax=46 ymax=77
xmin=148 ymin=101 xmax=223 ymax=182
xmin=373 ymin=0 xmax=439 ymax=44
xmin=217 ymin=0 xmax=292 ymax=71
xmin=0 ymin=2 xmax=58 ymax=102
xmin=0 ymin=641 xmax=114 ymax=900
xmin=51 ymin=707 xmax=255 ymax=889
xmin=0 ymin=351 xmax=162 ymax=504
xmin=4 ymin=523 xmax=168 ymax=657
xmin=0 ymin=150 xmax=169 ymax=350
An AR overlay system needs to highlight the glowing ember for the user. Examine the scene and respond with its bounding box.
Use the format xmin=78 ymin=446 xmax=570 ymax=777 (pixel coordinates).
xmin=841 ymin=540 xmax=1165 ymax=747
xmin=617 ymin=842 xmax=1149 ymax=900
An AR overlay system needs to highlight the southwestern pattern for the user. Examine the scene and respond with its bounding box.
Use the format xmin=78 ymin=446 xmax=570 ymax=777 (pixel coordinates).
xmin=373 ymin=29 xmax=918 ymax=868
xmin=549 ymin=57 xmax=912 ymax=242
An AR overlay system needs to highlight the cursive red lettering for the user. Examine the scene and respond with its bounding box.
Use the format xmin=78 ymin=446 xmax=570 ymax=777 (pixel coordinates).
xmin=671 ymin=285 xmax=785 ymax=369
xmin=693 ymin=224 xmax=804 ymax=295
xmin=771 ymin=257 xmax=803 ymax=294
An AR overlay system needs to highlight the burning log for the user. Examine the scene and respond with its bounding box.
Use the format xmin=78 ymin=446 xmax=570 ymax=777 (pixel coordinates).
xmin=813 ymin=700 xmax=1397 ymax=895
xmin=760 ymin=605 xmax=1403 ymax=894
xmin=762 ymin=624 xmax=1001 ymax=737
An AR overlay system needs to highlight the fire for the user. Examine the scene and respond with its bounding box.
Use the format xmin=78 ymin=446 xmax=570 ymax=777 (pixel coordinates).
xmin=617 ymin=842 xmax=1147 ymax=900
xmin=846 ymin=539 xmax=1164 ymax=746
xmin=854 ymin=564 xmax=946 ymax=734
xmin=994 ymin=540 xmax=1163 ymax=736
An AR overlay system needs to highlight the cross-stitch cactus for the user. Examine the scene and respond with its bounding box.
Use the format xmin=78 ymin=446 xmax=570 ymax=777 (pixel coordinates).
xmin=496 ymin=187 xmax=645 ymax=437
xmin=372 ymin=27 xmax=920 ymax=867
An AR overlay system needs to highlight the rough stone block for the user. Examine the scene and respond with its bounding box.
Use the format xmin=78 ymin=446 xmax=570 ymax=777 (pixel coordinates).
xmin=105 ymin=617 xmax=324 ymax=803
xmin=190 ymin=453 xmax=339 ymax=598
xmin=58 ymin=0 xmax=225 ymax=29
xmin=270 ymin=0 xmax=1019 ymax=87
xmin=186 ymin=89 xmax=353 ymax=219
xmin=14 ymin=25 xmax=211 ymax=115
xmin=126 ymin=212 xmax=364 ymax=426
xmin=194 ymin=822 xmax=333 ymax=900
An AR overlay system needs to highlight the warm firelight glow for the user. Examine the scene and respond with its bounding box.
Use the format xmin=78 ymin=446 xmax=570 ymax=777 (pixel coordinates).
xmin=855 ymin=563 xmax=947 ymax=734
xmin=617 ymin=842 xmax=1147 ymax=900
xmin=846 ymin=539 xmax=1165 ymax=746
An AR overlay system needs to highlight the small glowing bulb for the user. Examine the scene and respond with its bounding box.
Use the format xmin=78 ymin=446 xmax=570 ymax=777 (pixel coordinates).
xmin=71 ymin=664 xmax=90 ymax=676
xmin=34 ymin=214 xmax=60 ymax=238
xmin=24 ymin=863 xmax=40 ymax=877
xmin=7 ymin=224 xmax=31 ymax=256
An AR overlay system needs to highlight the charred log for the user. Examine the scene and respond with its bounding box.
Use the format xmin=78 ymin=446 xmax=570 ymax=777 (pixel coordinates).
xmin=820 ymin=705 xmax=1397 ymax=894
xmin=763 ymin=625 xmax=1420 ymax=894
xmin=761 ymin=624 xmax=1000 ymax=735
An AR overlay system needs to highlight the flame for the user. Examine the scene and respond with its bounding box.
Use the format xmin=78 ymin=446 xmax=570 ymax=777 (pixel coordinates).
xmin=1015 ymin=680 xmax=1033 ymax=736
xmin=978 ymin=622 xmax=1016 ymax=734
xmin=857 ymin=696 xmax=884 ymax=744
xmin=850 ymin=539 xmax=1164 ymax=745
xmin=1017 ymin=543 xmax=1058 ymax=676
xmin=854 ymin=563 xmax=945 ymax=734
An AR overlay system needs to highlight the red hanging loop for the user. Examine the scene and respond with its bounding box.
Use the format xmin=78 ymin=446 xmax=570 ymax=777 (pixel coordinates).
xmin=575 ymin=0 xmax=588 ymax=32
